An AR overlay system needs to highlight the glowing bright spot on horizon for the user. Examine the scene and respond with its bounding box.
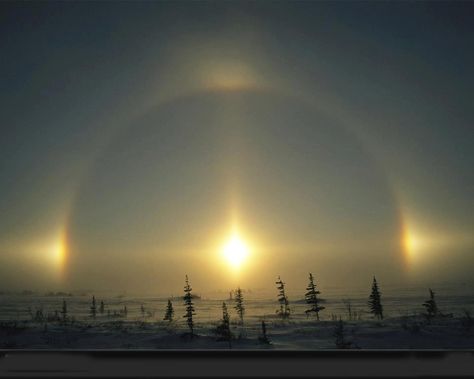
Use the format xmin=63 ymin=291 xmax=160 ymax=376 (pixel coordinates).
xmin=402 ymin=225 xmax=427 ymax=266
xmin=54 ymin=239 xmax=65 ymax=265
xmin=222 ymin=234 xmax=249 ymax=268
xmin=200 ymin=59 xmax=259 ymax=91
xmin=46 ymin=231 xmax=67 ymax=272
xmin=404 ymin=231 xmax=421 ymax=254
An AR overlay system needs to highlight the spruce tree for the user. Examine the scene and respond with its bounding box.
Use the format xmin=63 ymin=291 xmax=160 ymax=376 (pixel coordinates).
xmin=234 ymin=287 xmax=245 ymax=324
xmin=183 ymin=275 xmax=196 ymax=337
xmin=141 ymin=304 xmax=146 ymax=318
xmin=163 ymin=299 xmax=174 ymax=322
xmin=368 ymin=276 xmax=383 ymax=320
xmin=35 ymin=308 xmax=44 ymax=322
xmin=99 ymin=301 xmax=105 ymax=314
xmin=461 ymin=310 xmax=473 ymax=332
xmin=422 ymin=288 xmax=438 ymax=321
xmin=258 ymin=320 xmax=271 ymax=345
xmin=215 ymin=302 xmax=232 ymax=348
xmin=90 ymin=296 xmax=97 ymax=319
xmin=334 ymin=318 xmax=351 ymax=349
xmin=61 ymin=299 xmax=67 ymax=323
xmin=275 ymin=276 xmax=290 ymax=319
xmin=305 ymin=273 xmax=325 ymax=320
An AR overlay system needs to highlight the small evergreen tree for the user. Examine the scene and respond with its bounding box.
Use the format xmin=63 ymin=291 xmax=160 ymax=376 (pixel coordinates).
xmin=141 ymin=304 xmax=146 ymax=318
xmin=215 ymin=302 xmax=232 ymax=348
xmin=422 ymin=288 xmax=438 ymax=322
xmin=234 ymin=287 xmax=245 ymax=324
xmin=90 ymin=296 xmax=97 ymax=319
xmin=334 ymin=318 xmax=351 ymax=349
xmin=99 ymin=301 xmax=105 ymax=314
xmin=163 ymin=299 xmax=174 ymax=322
xmin=343 ymin=299 xmax=353 ymax=321
xmin=368 ymin=276 xmax=383 ymax=320
xmin=34 ymin=308 xmax=44 ymax=322
xmin=258 ymin=320 xmax=271 ymax=345
xmin=183 ymin=275 xmax=196 ymax=337
xmin=305 ymin=273 xmax=325 ymax=320
xmin=275 ymin=276 xmax=290 ymax=319
xmin=123 ymin=305 xmax=128 ymax=318
xmin=61 ymin=299 xmax=68 ymax=322
xmin=461 ymin=310 xmax=473 ymax=333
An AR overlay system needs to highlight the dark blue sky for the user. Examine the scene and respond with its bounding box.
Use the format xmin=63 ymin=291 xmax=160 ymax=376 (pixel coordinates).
xmin=0 ymin=1 xmax=473 ymax=292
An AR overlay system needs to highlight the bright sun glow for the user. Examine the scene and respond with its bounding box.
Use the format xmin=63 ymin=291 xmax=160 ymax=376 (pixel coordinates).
xmin=404 ymin=231 xmax=420 ymax=254
xmin=222 ymin=234 xmax=249 ymax=268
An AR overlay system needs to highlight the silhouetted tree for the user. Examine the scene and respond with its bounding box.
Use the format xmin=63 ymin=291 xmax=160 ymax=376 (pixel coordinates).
xmin=183 ymin=275 xmax=196 ymax=337
xmin=422 ymin=288 xmax=438 ymax=322
xmin=258 ymin=320 xmax=271 ymax=345
xmin=61 ymin=299 xmax=67 ymax=322
xmin=123 ymin=305 xmax=128 ymax=318
xmin=163 ymin=299 xmax=174 ymax=322
xmin=234 ymin=287 xmax=245 ymax=324
xmin=368 ymin=276 xmax=383 ymax=320
xmin=334 ymin=318 xmax=351 ymax=349
xmin=99 ymin=301 xmax=105 ymax=314
xmin=141 ymin=304 xmax=146 ymax=318
xmin=215 ymin=302 xmax=232 ymax=348
xmin=461 ymin=310 xmax=473 ymax=333
xmin=342 ymin=299 xmax=353 ymax=320
xmin=34 ymin=308 xmax=44 ymax=322
xmin=305 ymin=273 xmax=325 ymax=320
xmin=276 ymin=276 xmax=290 ymax=319
xmin=90 ymin=296 xmax=97 ymax=319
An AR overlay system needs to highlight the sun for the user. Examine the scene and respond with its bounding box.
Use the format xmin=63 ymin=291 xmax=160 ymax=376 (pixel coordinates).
xmin=222 ymin=234 xmax=249 ymax=268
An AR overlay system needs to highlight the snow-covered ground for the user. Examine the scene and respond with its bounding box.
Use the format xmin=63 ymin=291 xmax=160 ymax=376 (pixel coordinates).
xmin=0 ymin=286 xmax=473 ymax=349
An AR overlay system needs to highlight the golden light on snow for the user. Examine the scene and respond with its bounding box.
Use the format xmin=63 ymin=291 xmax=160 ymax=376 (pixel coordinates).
xmin=222 ymin=233 xmax=250 ymax=269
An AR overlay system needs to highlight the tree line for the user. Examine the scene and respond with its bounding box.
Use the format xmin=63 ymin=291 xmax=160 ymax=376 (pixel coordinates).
xmin=34 ymin=274 xmax=445 ymax=345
